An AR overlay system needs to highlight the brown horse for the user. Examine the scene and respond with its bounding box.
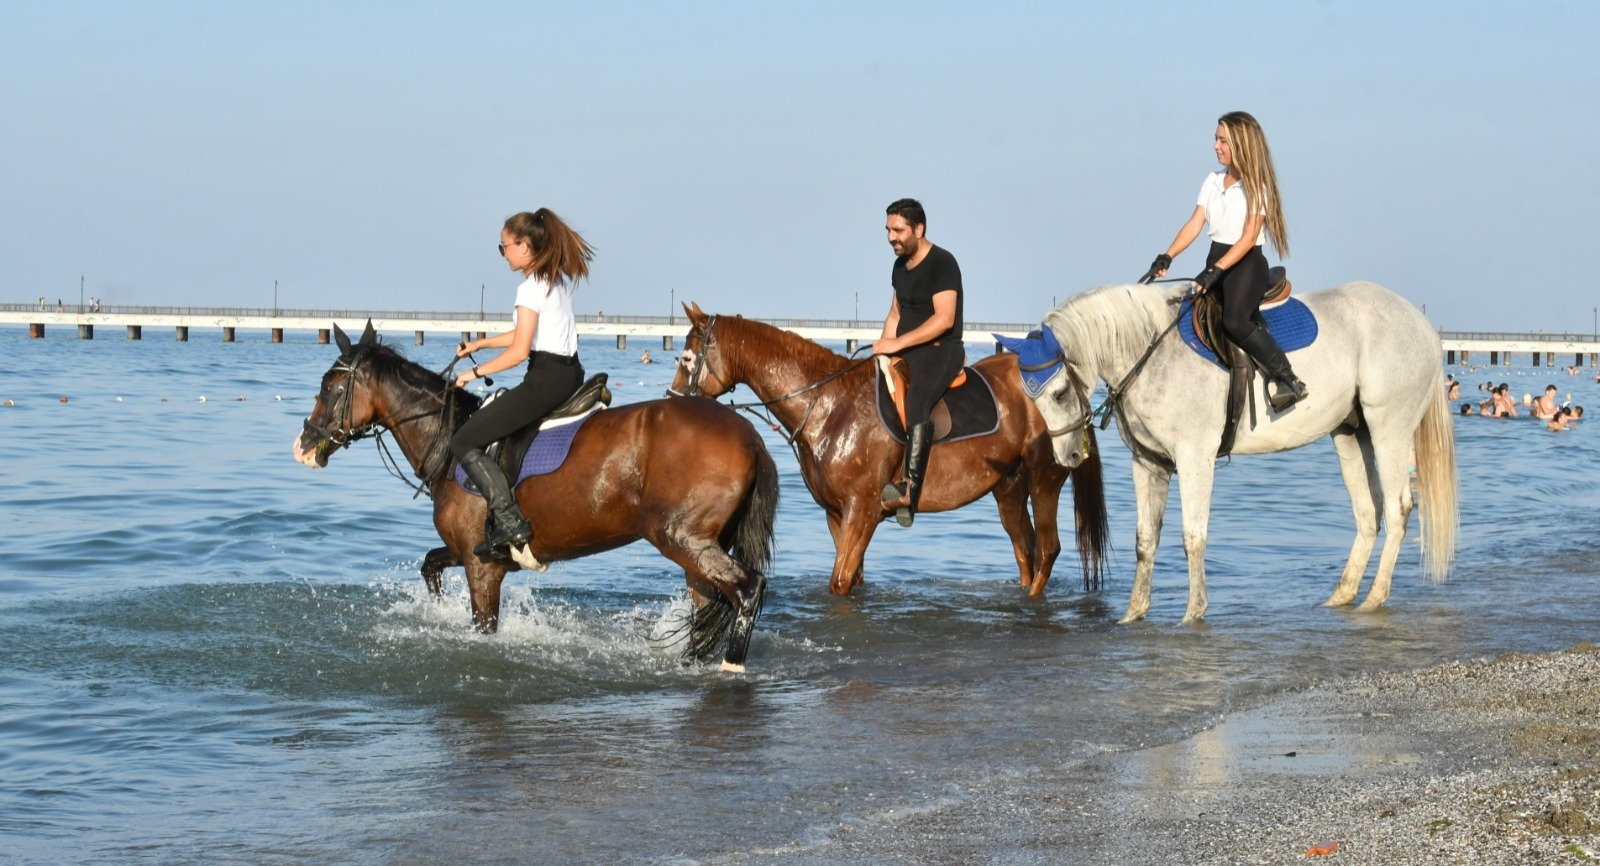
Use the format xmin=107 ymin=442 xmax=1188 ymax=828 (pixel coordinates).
xmin=293 ymin=322 xmax=779 ymax=671
xmin=670 ymin=303 xmax=1107 ymax=596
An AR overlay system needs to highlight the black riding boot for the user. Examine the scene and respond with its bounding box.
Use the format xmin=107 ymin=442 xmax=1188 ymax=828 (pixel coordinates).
xmin=881 ymin=421 xmax=933 ymax=528
xmin=1238 ymin=326 xmax=1309 ymax=409
xmin=459 ymin=449 xmax=532 ymax=559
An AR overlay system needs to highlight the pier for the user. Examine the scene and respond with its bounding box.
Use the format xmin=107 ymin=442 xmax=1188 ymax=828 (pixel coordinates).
xmin=3 ymin=303 xmax=1598 ymax=366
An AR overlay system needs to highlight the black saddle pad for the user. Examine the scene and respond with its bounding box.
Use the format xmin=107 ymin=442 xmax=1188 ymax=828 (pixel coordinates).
xmin=874 ymin=364 xmax=1000 ymax=444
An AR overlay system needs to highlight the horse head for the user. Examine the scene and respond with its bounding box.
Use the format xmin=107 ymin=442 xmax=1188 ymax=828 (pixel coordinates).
xmin=669 ymin=302 xmax=735 ymax=399
xmin=996 ymin=326 xmax=1094 ymax=469
xmin=294 ymin=320 xmax=381 ymax=468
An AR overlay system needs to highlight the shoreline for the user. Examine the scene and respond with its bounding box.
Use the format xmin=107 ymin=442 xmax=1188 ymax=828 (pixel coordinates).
xmin=758 ymin=644 xmax=1600 ymax=865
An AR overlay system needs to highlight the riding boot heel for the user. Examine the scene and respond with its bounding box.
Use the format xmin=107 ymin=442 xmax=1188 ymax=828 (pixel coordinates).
xmin=1237 ymin=327 xmax=1308 ymax=409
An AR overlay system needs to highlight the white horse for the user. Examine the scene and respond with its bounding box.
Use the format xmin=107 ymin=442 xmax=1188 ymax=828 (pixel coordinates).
xmin=1002 ymin=281 xmax=1457 ymax=623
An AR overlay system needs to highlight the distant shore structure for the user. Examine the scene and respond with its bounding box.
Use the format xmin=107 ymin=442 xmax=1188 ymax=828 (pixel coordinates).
xmin=1 ymin=302 xmax=1595 ymax=366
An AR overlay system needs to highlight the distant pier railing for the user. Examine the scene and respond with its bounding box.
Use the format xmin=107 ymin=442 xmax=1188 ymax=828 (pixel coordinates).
xmin=3 ymin=302 xmax=1599 ymax=366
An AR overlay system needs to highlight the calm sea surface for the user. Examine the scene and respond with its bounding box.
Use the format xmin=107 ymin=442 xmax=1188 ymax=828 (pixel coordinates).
xmin=2 ymin=327 xmax=1597 ymax=864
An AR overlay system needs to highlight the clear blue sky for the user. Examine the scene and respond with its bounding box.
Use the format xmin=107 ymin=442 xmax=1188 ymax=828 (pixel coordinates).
xmin=3 ymin=1 xmax=1595 ymax=330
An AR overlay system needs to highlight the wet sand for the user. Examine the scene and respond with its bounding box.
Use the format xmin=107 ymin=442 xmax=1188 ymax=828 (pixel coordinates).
xmin=750 ymin=644 xmax=1600 ymax=865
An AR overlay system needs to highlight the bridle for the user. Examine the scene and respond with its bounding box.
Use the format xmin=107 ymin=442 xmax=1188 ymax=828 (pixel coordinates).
xmin=301 ymin=348 xmax=463 ymax=498
xmin=667 ymin=314 xmax=734 ymax=399
xmin=1020 ymin=346 xmax=1097 ymax=457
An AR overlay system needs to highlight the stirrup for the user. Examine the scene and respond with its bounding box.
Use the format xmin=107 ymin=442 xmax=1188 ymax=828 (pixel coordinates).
xmin=880 ymin=481 xmax=915 ymax=527
xmin=1268 ymin=378 xmax=1308 ymax=409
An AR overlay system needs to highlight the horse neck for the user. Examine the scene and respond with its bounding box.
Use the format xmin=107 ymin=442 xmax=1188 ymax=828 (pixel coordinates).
xmin=716 ymin=318 xmax=854 ymax=431
xmin=1050 ymin=285 xmax=1171 ymax=390
xmin=365 ymin=354 xmax=455 ymax=478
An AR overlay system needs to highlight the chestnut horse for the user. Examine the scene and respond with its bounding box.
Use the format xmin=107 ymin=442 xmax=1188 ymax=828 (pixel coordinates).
xmin=670 ymin=303 xmax=1107 ymax=596
xmin=293 ymin=323 xmax=778 ymax=671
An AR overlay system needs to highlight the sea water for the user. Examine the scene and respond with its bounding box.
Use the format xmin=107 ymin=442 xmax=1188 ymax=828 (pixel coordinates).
xmin=1 ymin=328 xmax=1596 ymax=864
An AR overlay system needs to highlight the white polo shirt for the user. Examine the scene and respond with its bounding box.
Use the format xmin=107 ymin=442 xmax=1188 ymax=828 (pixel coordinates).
xmin=1197 ymin=171 xmax=1266 ymax=246
xmin=512 ymin=275 xmax=578 ymax=356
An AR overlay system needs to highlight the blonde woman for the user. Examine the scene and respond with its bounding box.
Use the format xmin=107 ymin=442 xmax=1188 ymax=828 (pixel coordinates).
xmin=1141 ymin=111 xmax=1306 ymax=408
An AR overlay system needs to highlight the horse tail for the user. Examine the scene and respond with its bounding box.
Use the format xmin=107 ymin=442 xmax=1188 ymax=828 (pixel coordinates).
xmin=1071 ymin=426 xmax=1111 ymax=592
xmin=729 ymin=440 xmax=779 ymax=578
xmin=1413 ymin=379 xmax=1458 ymax=581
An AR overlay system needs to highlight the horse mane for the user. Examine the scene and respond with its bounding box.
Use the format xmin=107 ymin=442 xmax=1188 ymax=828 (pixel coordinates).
xmin=1043 ymin=283 xmax=1183 ymax=375
xmin=716 ymin=314 xmax=853 ymax=379
xmin=362 ymin=343 xmax=483 ymax=418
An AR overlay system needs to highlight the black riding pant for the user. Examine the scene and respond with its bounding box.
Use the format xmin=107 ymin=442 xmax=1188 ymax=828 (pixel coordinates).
xmin=448 ymin=352 xmax=584 ymax=462
xmin=900 ymin=338 xmax=965 ymax=429
xmin=1206 ymin=241 xmax=1270 ymax=344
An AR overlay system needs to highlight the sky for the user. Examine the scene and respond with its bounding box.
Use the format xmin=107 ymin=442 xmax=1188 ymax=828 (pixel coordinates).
xmin=2 ymin=1 xmax=1596 ymax=331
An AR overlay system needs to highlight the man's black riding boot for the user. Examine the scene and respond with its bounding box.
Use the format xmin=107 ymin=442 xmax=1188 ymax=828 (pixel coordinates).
xmin=459 ymin=449 xmax=532 ymax=559
xmin=881 ymin=421 xmax=934 ymax=528
xmin=1238 ymin=326 xmax=1309 ymax=409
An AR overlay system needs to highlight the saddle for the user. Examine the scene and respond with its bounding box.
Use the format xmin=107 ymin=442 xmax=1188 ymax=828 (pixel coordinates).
xmin=1189 ymin=267 xmax=1291 ymax=457
xmin=874 ymin=355 xmax=1000 ymax=444
xmin=458 ymin=373 xmax=612 ymax=493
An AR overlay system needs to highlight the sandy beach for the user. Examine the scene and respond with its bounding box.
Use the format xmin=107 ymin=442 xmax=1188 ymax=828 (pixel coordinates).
xmin=762 ymin=644 xmax=1600 ymax=865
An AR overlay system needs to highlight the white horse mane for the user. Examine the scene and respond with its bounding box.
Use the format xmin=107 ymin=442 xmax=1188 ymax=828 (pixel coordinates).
xmin=1043 ymin=283 xmax=1185 ymax=374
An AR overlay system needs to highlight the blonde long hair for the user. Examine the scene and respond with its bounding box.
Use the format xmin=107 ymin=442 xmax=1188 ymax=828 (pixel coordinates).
xmin=1219 ymin=111 xmax=1289 ymax=258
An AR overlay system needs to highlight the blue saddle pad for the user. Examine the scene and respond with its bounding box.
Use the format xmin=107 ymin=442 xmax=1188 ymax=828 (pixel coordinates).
xmin=453 ymin=410 xmax=598 ymax=495
xmin=1178 ymin=297 xmax=1318 ymax=368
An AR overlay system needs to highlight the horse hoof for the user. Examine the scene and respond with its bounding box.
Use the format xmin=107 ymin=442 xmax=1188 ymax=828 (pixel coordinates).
xmin=720 ymin=661 xmax=746 ymax=674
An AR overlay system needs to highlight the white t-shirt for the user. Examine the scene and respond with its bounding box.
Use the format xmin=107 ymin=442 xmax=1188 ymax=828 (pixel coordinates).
xmin=512 ymin=275 xmax=578 ymax=356
xmin=1197 ymin=171 xmax=1266 ymax=246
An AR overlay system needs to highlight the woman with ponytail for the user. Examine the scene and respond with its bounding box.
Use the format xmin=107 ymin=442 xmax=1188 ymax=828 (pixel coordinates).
xmin=450 ymin=209 xmax=594 ymax=559
xmin=1140 ymin=111 xmax=1306 ymax=409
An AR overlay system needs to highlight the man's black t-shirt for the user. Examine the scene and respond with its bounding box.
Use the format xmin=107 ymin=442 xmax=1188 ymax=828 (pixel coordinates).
xmin=891 ymin=244 xmax=963 ymax=342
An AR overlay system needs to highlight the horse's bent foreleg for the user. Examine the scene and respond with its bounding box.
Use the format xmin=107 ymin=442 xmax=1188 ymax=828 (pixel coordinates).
xmin=1327 ymin=428 xmax=1380 ymax=607
xmin=1174 ymin=454 xmax=1215 ymax=624
xmin=1124 ymin=459 xmax=1172 ymax=623
xmin=990 ymin=472 xmax=1039 ymax=591
xmin=420 ymin=545 xmax=459 ymax=597
xmin=828 ymin=503 xmax=881 ymax=595
xmin=1358 ymin=430 xmax=1417 ymax=612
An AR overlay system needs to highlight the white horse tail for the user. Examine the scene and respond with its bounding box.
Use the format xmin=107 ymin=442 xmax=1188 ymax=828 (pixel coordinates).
xmin=1413 ymin=380 xmax=1458 ymax=581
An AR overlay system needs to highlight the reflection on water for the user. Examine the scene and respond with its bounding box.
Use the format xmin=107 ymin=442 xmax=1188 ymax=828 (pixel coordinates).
xmin=2 ymin=330 xmax=1599 ymax=863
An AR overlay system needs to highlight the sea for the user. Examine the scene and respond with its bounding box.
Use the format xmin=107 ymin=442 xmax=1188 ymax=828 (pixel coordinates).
xmin=2 ymin=327 xmax=1597 ymax=865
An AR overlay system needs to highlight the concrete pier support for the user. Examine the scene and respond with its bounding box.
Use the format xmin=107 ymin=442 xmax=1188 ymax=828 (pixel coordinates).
xmin=1490 ymin=351 xmax=1499 ymax=365
xmin=415 ymin=330 xmax=425 ymax=346
xmin=461 ymin=331 xmax=472 ymax=345
xmin=846 ymin=339 xmax=858 ymax=353
xmin=662 ymin=336 xmax=673 ymax=350
xmin=127 ymin=325 xmax=142 ymax=340
xmin=222 ymin=327 xmax=236 ymax=343
xmin=78 ymin=324 xmax=94 ymax=340
xmin=317 ymin=329 xmax=330 ymax=345
xmin=176 ymin=326 xmax=189 ymax=342
xmin=29 ymin=323 xmax=44 ymax=339
xmin=271 ymin=328 xmax=283 ymax=343
xmin=617 ymin=335 xmax=627 ymax=350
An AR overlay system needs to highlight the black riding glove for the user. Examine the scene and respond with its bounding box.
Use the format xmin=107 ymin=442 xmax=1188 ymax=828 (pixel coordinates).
xmin=1192 ymin=266 xmax=1222 ymax=293
xmin=1138 ymin=253 xmax=1173 ymax=284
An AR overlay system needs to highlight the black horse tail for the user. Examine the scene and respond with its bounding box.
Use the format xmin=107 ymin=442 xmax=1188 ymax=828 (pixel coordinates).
xmin=684 ymin=443 xmax=779 ymax=662
xmin=729 ymin=443 xmax=779 ymax=577
xmin=1071 ymin=427 xmax=1110 ymax=592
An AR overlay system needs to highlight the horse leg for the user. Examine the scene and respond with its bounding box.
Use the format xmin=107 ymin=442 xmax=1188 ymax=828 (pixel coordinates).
xmin=1123 ymin=459 xmax=1172 ymax=623
xmin=1358 ymin=426 xmax=1417 ymax=612
xmin=1326 ymin=427 xmax=1380 ymax=607
xmin=463 ymin=556 xmax=508 ymax=633
xmin=1173 ymin=453 xmax=1215 ymax=624
xmin=824 ymin=512 xmax=863 ymax=591
xmin=420 ymin=545 xmax=458 ymax=597
xmin=990 ymin=471 xmax=1039 ymax=591
xmin=1025 ymin=462 xmax=1067 ymax=596
xmin=828 ymin=502 xmax=881 ymax=595
xmin=662 ymin=538 xmax=765 ymax=671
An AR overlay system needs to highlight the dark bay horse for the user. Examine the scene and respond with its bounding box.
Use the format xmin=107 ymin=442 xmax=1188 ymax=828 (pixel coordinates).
xmin=670 ymin=303 xmax=1107 ymax=597
xmin=293 ymin=323 xmax=779 ymax=672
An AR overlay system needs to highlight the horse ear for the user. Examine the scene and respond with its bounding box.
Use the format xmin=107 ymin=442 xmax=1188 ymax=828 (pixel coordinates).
xmin=359 ymin=319 xmax=377 ymax=348
xmin=333 ymin=323 xmax=353 ymax=355
xmin=686 ymin=302 xmax=706 ymax=324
